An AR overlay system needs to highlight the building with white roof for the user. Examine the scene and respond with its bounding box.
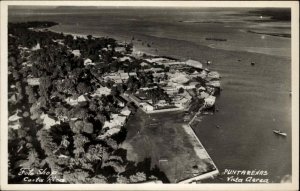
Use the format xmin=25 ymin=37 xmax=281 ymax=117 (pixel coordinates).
xmin=119 ymin=72 xmax=129 ymax=81
xmin=140 ymin=62 xmax=149 ymax=67
xmin=118 ymin=56 xmax=132 ymax=62
xmin=9 ymin=122 xmax=21 ymax=130
xmin=204 ymin=95 xmax=216 ymax=108
xmin=144 ymin=68 xmax=164 ymax=73
xmin=120 ymin=107 xmax=131 ymax=116
xmin=129 ymin=72 xmax=137 ymax=77
xmin=65 ymin=95 xmax=87 ymax=106
xmin=115 ymin=47 xmax=126 ymax=53
xmin=40 ymin=113 xmax=61 ymax=130
xmin=206 ymin=80 xmax=221 ymax=88
xmin=72 ymin=50 xmax=81 ymax=57
xmin=185 ymin=59 xmax=203 ymax=69
xmin=207 ymin=71 xmax=220 ymax=79
xmin=98 ymin=113 xmax=128 ymax=139
xmin=91 ymin=86 xmax=111 ymax=97
xmin=168 ymin=72 xmax=189 ymax=84
xmin=27 ymin=78 xmax=40 ymax=86
xmin=139 ymin=102 xmax=154 ymax=112
xmin=174 ymin=91 xmax=192 ymax=108
xmin=8 ymin=111 xmax=22 ymax=122
xmin=199 ymin=91 xmax=210 ymax=99
xmin=32 ymin=42 xmax=41 ymax=51
xmin=84 ymin=58 xmax=95 ymax=66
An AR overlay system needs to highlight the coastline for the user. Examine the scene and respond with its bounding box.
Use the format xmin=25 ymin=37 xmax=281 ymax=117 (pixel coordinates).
xmin=48 ymin=24 xmax=292 ymax=183
xmin=49 ymin=25 xmax=221 ymax=183
xmin=48 ymin=23 xmax=291 ymax=59
xmin=48 ymin=26 xmax=157 ymax=57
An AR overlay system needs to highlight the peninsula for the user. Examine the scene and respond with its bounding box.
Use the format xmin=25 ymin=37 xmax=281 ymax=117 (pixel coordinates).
xmin=8 ymin=21 xmax=221 ymax=184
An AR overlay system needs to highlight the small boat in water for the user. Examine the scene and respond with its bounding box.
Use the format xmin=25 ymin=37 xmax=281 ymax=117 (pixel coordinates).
xmin=273 ymin=130 xmax=287 ymax=137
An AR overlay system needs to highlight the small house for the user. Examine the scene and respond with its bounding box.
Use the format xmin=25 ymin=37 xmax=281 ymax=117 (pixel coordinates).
xmin=65 ymin=95 xmax=87 ymax=106
xmin=140 ymin=102 xmax=154 ymax=112
xmin=31 ymin=42 xmax=41 ymax=51
xmin=120 ymin=107 xmax=131 ymax=116
xmin=91 ymin=86 xmax=112 ymax=97
xmin=207 ymin=71 xmax=220 ymax=79
xmin=72 ymin=50 xmax=81 ymax=57
xmin=204 ymin=95 xmax=216 ymax=108
xmin=115 ymin=96 xmax=127 ymax=107
xmin=185 ymin=59 xmax=203 ymax=69
xmin=8 ymin=111 xmax=22 ymax=122
xmin=84 ymin=58 xmax=95 ymax=66
xmin=115 ymin=47 xmax=126 ymax=53
xmin=41 ymin=113 xmax=61 ymax=129
xmin=27 ymin=78 xmax=40 ymax=86
xmin=118 ymin=56 xmax=132 ymax=62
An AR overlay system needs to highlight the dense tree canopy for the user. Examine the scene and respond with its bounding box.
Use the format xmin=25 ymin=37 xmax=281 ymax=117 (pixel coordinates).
xmin=8 ymin=21 xmax=166 ymax=184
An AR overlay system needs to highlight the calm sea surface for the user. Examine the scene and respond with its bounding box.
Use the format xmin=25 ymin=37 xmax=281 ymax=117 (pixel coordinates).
xmin=9 ymin=7 xmax=292 ymax=183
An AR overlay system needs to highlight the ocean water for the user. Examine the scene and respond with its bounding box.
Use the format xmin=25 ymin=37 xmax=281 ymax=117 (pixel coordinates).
xmin=8 ymin=7 xmax=292 ymax=183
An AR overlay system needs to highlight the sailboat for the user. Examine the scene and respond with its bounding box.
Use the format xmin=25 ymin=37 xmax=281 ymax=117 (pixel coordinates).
xmin=273 ymin=130 xmax=287 ymax=137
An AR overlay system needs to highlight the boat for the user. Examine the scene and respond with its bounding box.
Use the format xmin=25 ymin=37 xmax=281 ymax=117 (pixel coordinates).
xmin=273 ymin=130 xmax=287 ymax=137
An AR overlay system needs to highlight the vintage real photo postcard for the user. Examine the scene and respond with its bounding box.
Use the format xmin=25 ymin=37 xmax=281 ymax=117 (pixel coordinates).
xmin=0 ymin=1 xmax=299 ymax=190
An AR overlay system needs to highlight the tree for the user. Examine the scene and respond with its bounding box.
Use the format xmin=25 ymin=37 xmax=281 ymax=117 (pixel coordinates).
xmin=8 ymin=128 xmax=17 ymax=140
xmin=30 ymin=102 xmax=43 ymax=120
xmin=106 ymin=138 xmax=118 ymax=150
xmin=37 ymin=129 xmax=58 ymax=156
xmin=55 ymin=106 xmax=68 ymax=121
xmin=17 ymin=128 xmax=27 ymax=139
xmin=12 ymin=70 xmax=20 ymax=81
xmin=178 ymin=87 xmax=184 ymax=94
xmin=95 ymin=113 xmax=107 ymax=124
xmin=76 ymin=82 xmax=91 ymax=95
xmin=70 ymin=107 xmax=89 ymax=120
xmin=70 ymin=120 xmax=84 ymax=134
xmin=25 ymin=86 xmax=37 ymax=103
xmin=73 ymin=134 xmax=90 ymax=158
xmin=129 ymin=172 xmax=147 ymax=183
xmin=102 ymin=160 xmax=126 ymax=174
xmin=87 ymin=35 xmax=93 ymax=41
xmin=39 ymin=75 xmax=52 ymax=99
xmin=38 ymin=96 xmax=48 ymax=108
xmin=82 ymin=121 xmax=93 ymax=134
xmin=84 ymin=144 xmax=106 ymax=162
xmin=88 ymin=99 xmax=98 ymax=112
xmin=15 ymin=81 xmax=24 ymax=102
xmin=63 ymin=169 xmax=90 ymax=184
xmin=116 ymin=175 xmax=129 ymax=183
xmin=125 ymin=43 xmax=133 ymax=53
xmin=19 ymin=149 xmax=40 ymax=169
xmin=57 ymin=78 xmax=76 ymax=94
xmin=87 ymin=175 xmax=107 ymax=183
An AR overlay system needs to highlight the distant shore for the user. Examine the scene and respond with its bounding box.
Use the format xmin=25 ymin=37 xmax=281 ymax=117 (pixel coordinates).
xmin=247 ymin=30 xmax=291 ymax=38
xmin=48 ymin=23 xmax=291 ymax=60
xmin=48 ymin=26 xmax=159 ymax=58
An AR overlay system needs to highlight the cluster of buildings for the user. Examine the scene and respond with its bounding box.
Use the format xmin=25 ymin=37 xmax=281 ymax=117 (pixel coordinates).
xmin=122 ymin=56 xmax=221 ymax=113
xmin=97 ymin=106 xmax=131 ymax=139
xmin=96 ymin=53 xmax=221 ymax=114
xmin=9 ymin=34 xmax=221 ymax=139
xmin=102 ymin=70 xmax=137 ymax=84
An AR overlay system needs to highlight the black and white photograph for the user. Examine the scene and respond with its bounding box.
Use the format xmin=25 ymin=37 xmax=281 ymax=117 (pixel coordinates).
xmin=0 ymin=1 xmax=299 ymax=190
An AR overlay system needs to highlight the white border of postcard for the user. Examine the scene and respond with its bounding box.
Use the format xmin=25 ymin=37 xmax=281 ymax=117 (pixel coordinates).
xmin=1 ymin=1 xmax=299 ymax=191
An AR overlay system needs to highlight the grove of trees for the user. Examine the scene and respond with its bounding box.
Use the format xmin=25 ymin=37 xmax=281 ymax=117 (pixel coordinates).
xmin=8 ymin=21 xmax=166 ymax=184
